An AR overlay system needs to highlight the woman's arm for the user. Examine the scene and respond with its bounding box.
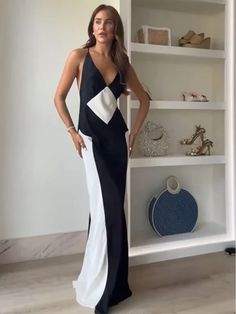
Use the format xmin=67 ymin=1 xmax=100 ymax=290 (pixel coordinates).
xmin=126 ymin=64 xmax=150 ymax=155
xmin=54 ymin=49 xmax=87 ymax=157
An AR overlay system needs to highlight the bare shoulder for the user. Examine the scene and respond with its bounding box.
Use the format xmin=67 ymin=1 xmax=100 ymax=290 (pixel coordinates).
xmin=69 ymin=48 xmax=87 ymax=63
xmin=71 ymin=47 xmax=87 ymax=56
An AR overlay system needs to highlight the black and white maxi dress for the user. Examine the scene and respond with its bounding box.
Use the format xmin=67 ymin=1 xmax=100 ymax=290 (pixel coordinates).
xmin=72 ymin=48 xmax=132 ymax=314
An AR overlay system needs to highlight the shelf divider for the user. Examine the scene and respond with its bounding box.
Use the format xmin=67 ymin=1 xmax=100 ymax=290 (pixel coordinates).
xmin=129 ymin=221 xmax=228 ymax=257
xmin=131 ymin=42 xmax=225 ymax=59
xmin=130 ymin=100 xmax=225 ymax=110
xmin=130 ymin=155 xmax=225 ymax=167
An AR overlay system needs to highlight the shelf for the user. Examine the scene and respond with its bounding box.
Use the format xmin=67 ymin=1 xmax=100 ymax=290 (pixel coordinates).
xmin=121 ymin=0 xmax=235 ymax=264
xmin=130 ymin=100 xmax=225 ymax=110
xmin=132 ymin=0 xmax=226 ymax=15
xmin=129 ymin=222 xmax=228 ymax=257
xmin=131 ymin=43 xmax=225 ymax=59
xmin=129 ymin=155 xmax=225 ymax=168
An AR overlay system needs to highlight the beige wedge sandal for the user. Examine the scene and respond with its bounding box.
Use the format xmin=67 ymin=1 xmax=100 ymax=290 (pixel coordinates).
xmin=178 ymin=30 xmax=195 ymax=45
xmin=179 ymin=31 xmax=204 ymax=46
xmin=183 ymin=37 xmax=211 ymax=49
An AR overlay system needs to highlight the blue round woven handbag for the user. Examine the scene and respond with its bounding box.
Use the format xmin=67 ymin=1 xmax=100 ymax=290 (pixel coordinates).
xmin=148 ymin=176 xmax=198 ymax=236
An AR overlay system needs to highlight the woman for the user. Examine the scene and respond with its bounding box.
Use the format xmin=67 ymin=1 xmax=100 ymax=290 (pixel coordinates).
xmin=54 ymin=4 xmax=149 ymax=314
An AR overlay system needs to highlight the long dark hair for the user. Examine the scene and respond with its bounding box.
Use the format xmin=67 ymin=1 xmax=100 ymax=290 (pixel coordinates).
xmin=83 ymin=4 xmax=129 ymax=94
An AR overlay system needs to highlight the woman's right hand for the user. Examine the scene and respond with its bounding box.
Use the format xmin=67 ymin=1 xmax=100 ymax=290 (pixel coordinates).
xmin=70 ymin=130 xmax=87 ymax=158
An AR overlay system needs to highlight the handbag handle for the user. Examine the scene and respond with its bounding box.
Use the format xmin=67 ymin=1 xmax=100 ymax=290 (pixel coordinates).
xmin=147 ymin=127 xmax=163 ymax=141
xmin=166 ymin=176 xmax=181 ymax=194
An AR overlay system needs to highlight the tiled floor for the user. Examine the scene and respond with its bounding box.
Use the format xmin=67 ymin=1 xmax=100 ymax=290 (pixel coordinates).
xmin=0 ymin=251 xmax=235 ymax=314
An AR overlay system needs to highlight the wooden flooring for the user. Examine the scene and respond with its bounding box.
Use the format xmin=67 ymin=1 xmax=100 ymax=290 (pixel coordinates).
xmin=0 ymin=252 xmax=235 ymax=314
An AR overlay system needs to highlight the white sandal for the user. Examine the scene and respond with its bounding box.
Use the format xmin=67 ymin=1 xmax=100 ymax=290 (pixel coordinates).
xmin=182 ymin=92 xmax=208 ymax=102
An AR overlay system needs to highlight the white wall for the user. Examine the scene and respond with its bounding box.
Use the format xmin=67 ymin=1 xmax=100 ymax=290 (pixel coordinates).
xmin=0 ymin=0 xmax=119 ymax=240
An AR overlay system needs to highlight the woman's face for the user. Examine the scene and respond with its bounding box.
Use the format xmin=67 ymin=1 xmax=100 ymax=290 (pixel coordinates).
xmin=93 ymin=10 xmax=115 ymax=44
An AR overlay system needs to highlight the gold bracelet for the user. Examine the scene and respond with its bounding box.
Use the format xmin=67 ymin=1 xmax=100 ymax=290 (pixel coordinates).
xmin=67 ymin=125 xmax=75 ymax=132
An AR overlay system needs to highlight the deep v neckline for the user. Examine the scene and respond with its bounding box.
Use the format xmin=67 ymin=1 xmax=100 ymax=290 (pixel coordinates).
xmin=88 ymin=49 xmax=119 ymax=87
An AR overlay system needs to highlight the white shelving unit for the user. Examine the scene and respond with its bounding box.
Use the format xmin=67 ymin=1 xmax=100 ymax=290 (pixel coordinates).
xmin=130 ymin=100 xmax=225 ymax=110
xmin=131 ymin=42 xmax=225 ymax=58
xmin=119 ymin=0 xmax=235 ymax=265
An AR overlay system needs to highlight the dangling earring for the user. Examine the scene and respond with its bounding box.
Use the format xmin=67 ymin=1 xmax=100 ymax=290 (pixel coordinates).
xmin=89 ymin=33 xmax=95 ymax=42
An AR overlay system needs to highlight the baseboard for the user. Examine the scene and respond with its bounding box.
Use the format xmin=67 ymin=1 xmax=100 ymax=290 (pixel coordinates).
xmin=1 ymin=232 xmax=234 ymax=265
xmin=0 ymin=230 xmax=88 ymax=264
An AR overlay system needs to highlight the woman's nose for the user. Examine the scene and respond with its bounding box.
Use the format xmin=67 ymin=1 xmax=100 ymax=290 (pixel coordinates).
xmin=99 ymin=22 xmax=105 ymax=30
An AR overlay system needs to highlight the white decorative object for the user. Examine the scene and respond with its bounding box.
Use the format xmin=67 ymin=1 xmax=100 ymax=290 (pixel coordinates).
xmin=137 ymin=121 xmax=169 ymax=156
